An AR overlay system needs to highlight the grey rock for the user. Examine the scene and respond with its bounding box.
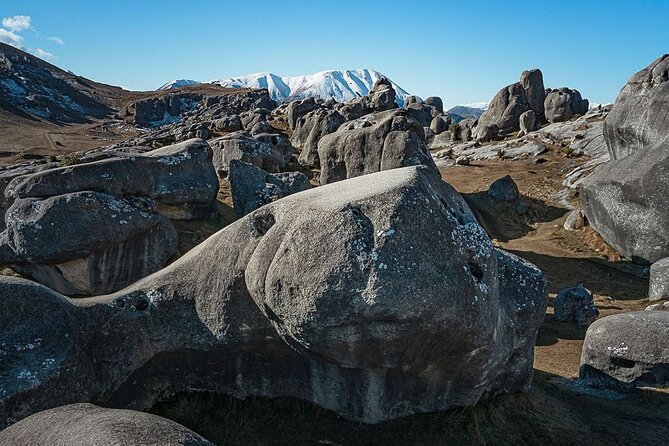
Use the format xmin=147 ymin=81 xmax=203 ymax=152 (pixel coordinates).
xmin=475 ymin=69 xmax=544 ymax=139
xmin=5 ymin=139 xmax=219 ymax=220
xmin=430 ymin=115 xmax=451 ymax=135
xmin=424 ymin=96 xmax=444 ymax=114
xmin=0 ymin=166 xmax=548 ymax=426
xmin=563 ymin=209 xmax=585 ymax=231
xmin=209 ymin=131 xmax=290 ymax=177
xmin=487 ymin=175 xmax=520 ymax=201
xmin=455 ymin=155 xmax=471 ymax=166
xmin=495 ymin=249 xmax=549 ymax=389
xmin=229 ymin=160 xmax=310 ymax=216
xmin=580 ymin=139 xmax=669 ymax=263
xmin=0 ymin=191 xmax=177 ymax=295
xmin=214 ymin=114 xmax=242 ymax=133
xmin=603 ymin=54 xmax=669 ymax=161
xmin=554 ymin=285 xmax=599 ymax=326
xmin=544 ymin=88 xmax=589 ymax=123
xmin=475 ymin=123 xmax=499 ymax=142
xmin=287 ymin=97 xmax=320 ymax=129
xmin=580 ymin=311 xmax=669 ymax=389
xmin=580 ymin=56 xmax=669 ymax=264
xmin=649 ymin=257 xmax=669 ymax=301
xmin=317 ymin=110 xmax=437 ymax=185
xmin=292 ymin=108 xmax=346 ymax=168
xmin=519 ymin=110 xmax=536 ymax=136
xmin=404 ymin=95 xmax=421 ymax=106
xmin=520 ymin=69 xmax=546 ymax=120
xmin=0 ymin=403 xmax=214 ymax=446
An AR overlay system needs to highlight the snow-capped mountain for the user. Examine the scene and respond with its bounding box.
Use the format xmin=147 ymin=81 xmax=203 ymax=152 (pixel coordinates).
xmin=158 ymin=79 xmax=199 ymax=90
xmin=447 ymin=102 xmax=490 ymax=119
xmin=199 ymin=69 xmax=410 ymax=106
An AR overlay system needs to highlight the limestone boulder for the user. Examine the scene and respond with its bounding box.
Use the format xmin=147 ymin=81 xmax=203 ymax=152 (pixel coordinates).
xmin=317 ymin=110 xmax=437 ymax=185
xmin=0 ymin=166 xmax=548 ymax=426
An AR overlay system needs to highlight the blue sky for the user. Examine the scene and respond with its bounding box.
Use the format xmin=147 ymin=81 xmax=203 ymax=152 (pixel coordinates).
xmin=1 ymin=0 xmax=668 ymax=107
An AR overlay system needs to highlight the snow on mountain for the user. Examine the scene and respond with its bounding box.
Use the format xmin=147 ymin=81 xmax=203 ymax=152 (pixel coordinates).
xmin=212 ymin=69 xmax=411 ymax=106
xmin=447 ymin=101 xmax=490 ymax=120
xmin=158 ymin=79 xmax=199 ymax=90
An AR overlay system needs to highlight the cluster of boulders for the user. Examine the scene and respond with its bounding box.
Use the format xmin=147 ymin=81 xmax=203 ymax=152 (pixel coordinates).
xmin=472 ymin=69 xmax=589 ymax=143
xmin=577 ymin=54 xmax=669 ymax=392
xmin=0 ymin=139 xmax=218 ymax=295
xmin=0 ymin=166 xmax=549 ymax=428
xmin=116 ymin=88 xmax=278 ymax=147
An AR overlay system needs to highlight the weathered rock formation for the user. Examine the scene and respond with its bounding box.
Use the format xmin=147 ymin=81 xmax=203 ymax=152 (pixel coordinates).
xmin=317 ymin=110 xmax=437 ymax=184
xmin=229 ymin=160 xmax=310 ymax=216
xmin=0 ymin=166 xmax=548 ymax=427
xmin=474 ymin=69 xmax=545 ymax=141
xmin=581 ymin=55 xmax=669 ymax=264
xmin=580 ymin=311 xmax=669 ymax=389
xmin=544 ymin=88 xmax=589 ymax=123
xmin=0 ymin=139 xmax=217 ymax=294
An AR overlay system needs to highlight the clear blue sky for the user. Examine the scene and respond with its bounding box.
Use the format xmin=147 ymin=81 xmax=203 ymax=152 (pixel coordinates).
xmin=1 ymin=0 xmax=668 ymax=107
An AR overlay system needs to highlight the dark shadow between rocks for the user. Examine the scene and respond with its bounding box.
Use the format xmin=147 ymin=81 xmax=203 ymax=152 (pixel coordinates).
xmin=148 ymin=370 xmax=669 ymax=446
xmin=506 ymin=249 xmax=648 ymax=301
xmin=462 ymin=191 xmax=567 ymax=242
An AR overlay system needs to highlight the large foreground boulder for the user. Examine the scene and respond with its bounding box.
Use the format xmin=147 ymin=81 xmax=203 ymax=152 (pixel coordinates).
xmin=603 ymin=54 xmax=669 ymax=161
xmin=317 ymin=110 xmax=438 ymax=184
xmin=0 ymin=166 xmax=548 ymax=426
xmin=580 ymin=311 xmax=669 ymax=389
xmin=581 ymin=55 xmax=669 ymax=264
xmin=0 ymin=403 xmax=213 ymax=446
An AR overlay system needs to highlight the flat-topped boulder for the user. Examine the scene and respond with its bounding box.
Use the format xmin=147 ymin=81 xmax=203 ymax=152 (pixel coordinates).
xmin=0 ymin=166 xmax=548 ymax=426
xmin=317 ymin=109 xmax=438 ymax=184
xmin=5 ymin=139 xmax=219 ymax=219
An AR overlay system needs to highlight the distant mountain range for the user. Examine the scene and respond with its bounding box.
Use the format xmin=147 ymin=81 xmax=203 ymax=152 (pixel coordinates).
xmin=446 ymin=102 xmax=490 ymax=120
xmin=158 ymin=69 xmax=411 ymax=106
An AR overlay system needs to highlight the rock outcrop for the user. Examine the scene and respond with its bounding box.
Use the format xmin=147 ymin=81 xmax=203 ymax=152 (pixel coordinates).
xmin=474 ymin=69 xmax=545 ymax=141
xmin=209 ymin=131 xmax=292 ymax=177
xmin=229 ymin=160 xmax=311 ymax=216
xmin=317 ymin=110 xmax=437 ymax=184
xmin=580 ymin=311 xmax=669 ymax=389
xmin=0 ymin=403 xmax=214 ymax=446
xmin=553 ymin=286 xmax=599 ymax=326
xmin=0 ymin=166 xmax=548 ymax=426
xmin=544 ymin=88 xmax=589 ymax=123
xmin=581 ymin=55 xmax=669 ymax=264
xmin=650 ymin=258 xmax=669 ymax=301
xmin=603 ymin=54 xmax=669 ymax=161
xmin=0 ymin=139 xmax=218 ymax=295
xmin=292 ymin=108 xmax=346 ymax=168
xmin=487 ymin=175 xmax=520 ymax=202
xmin=5 ymin=139 xmax=218 ymax=220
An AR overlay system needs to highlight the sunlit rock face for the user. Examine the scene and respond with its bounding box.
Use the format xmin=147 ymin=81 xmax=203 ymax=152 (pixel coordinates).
xmin=0 ymin=166 xmax=547 ymax=426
